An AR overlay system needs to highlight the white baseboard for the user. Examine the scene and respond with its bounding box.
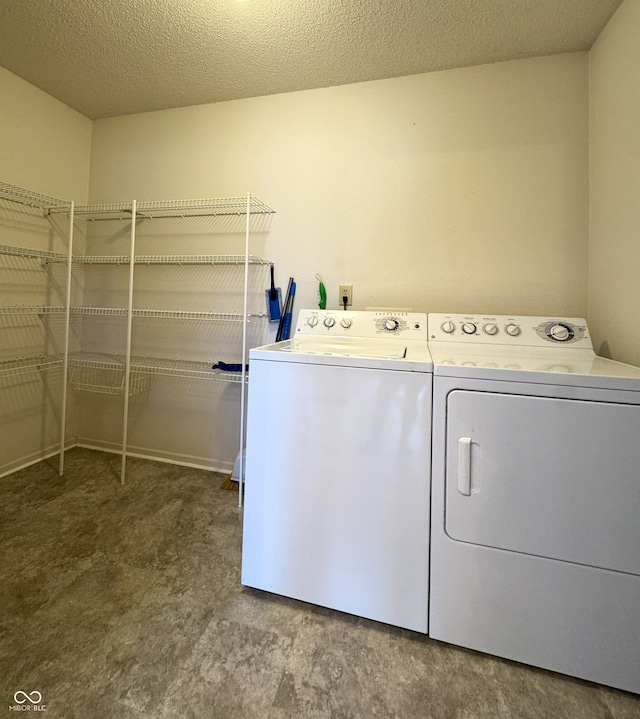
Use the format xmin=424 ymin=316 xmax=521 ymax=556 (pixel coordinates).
xmin=76 ymin=439 xmax=234 ymax=474
xmin=0 ymin=440 xmax=76 ymax=479
xmin=1 ymin=440 xmax=234 ymax=479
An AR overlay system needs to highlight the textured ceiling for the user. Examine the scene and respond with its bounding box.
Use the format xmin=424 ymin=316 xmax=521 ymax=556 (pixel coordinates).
xmin=0 ymin=0 xmax=623 ymax=120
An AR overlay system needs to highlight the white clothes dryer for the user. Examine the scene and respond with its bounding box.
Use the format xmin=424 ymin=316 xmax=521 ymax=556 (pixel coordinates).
xmin=428 ymin=313 xmax=640 ymax=694
xmin=242 ymin=310 xmax=432 ymax=633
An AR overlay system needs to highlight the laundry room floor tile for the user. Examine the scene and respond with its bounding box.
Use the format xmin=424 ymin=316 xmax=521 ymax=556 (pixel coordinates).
xmin=2 ymin=447 xmax=639 ymax=719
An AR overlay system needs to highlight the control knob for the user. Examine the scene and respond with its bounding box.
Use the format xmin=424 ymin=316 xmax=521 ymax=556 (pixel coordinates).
xmin=307 ymin=315 xmax=318 ymax=327
xmin=504 ymin=323 xmax=520 ymax=337
xmin=441 ymin=321 xmax=456 ymax=334
xmin=340 ymin=317 xmax=352 ymax=329
xmin=324 ymin=316 xmax=336 ymax=328
xmin=548 ymin=323 xmax=571 ymax=341
xmin=383 ymin=318 xmax=399 ymax=331
xmin=461 ymin=322 xmax=477 ymax=335
xmin=483 ymin=323 xmax=499 ymax=336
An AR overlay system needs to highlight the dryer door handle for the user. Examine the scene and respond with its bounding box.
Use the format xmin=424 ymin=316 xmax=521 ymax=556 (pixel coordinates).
xmin=457 ymin=437 xmax=472 ymax=496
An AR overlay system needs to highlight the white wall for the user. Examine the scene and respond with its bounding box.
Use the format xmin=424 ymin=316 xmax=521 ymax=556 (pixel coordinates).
xmin=589 ymin=0 xmax=640 ymax=366
xmin=83 ymin=54 xmax=590 ymax=470
xmin=0 ymin=67 xmax=92 ymax=201
xmin=0 ymin=68 xmax=92 ymax=475
xmin=90 ymin=53 xmax=589 ymax=319
xmin=0 ymin=53 xmax=593 ymax=473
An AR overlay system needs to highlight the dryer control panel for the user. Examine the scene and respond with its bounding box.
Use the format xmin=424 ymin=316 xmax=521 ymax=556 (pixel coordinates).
xmin=296 ymin=310 xmax=429 ymax=339
xmin=428 ymin=314 xmax=593 ymax=349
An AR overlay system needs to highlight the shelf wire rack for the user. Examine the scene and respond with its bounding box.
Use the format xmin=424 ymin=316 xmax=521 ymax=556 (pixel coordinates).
xmin=132 ymin=356 xmax=243 ymax=382
xmin=68 ymin=352 xmax=148 ymax=396
xmin=0 ymin=351 xmax=244 ymax=386
xmin=0 ymin=355 xmax=64 ymax=379
xmin=69 ymin=308 xmax=266 ymax=321
xmin=0 ymin=182 xmax=71 ymax=213
xmin=0 ymin=305 xmax=66 ymax=316
xmin=74 ymin=254 xmax=271 ymax=265
xmin=68 ymin=352 xmax=244 ymax=389
xmin=136 ymin=197 xmax=274 ymax=217
xmin=0 ymin=243 xmax=68 ymax=262
xmin=64 ymin=196 xmax=274 ymax=221
xmin=130 ymin=309 xmax=262 ymax=321
xmin=2 ymin=183 xmax=270 ymax=488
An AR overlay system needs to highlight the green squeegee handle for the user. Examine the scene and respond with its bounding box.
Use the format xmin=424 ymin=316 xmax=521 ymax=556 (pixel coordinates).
xmin=318 ymin=280 xmax=326 ymax=309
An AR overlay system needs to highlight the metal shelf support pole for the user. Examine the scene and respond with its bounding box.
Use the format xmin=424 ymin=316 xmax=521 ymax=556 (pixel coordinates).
xmin=120 ymin=201 xmax=137 ymax=484
xmin=238 ymin=193 xmax=251 ymax=508
xmin=58 ymin=202 xmax=74 ymax=475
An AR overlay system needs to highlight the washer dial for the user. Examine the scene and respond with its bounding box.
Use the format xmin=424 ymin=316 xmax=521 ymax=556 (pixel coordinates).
xmin=461 ymin=322 xmax=477 ymax=335
xmin=545 ymin=322 xmax=575 ymax=342
xmin=340 ymin=317 xmax=352 ymax=329
xmin=483 ymin=323 xmax=499 ymax=335
xmin=307 ymin=315 xmax=318 ymax=327
xmin=324 ymin=316 xmax=336 ymax=328
xmin=505 ymin=323 xmax=521 ymax=337
xmin=383 ymin=318 xmax=399 ymax=332
xmin=441 ymin=321 xmax=456 ymax=334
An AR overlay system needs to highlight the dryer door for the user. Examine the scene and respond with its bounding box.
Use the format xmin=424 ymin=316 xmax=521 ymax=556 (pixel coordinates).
xmin=445 ymin=390 xmax=640 ymax=575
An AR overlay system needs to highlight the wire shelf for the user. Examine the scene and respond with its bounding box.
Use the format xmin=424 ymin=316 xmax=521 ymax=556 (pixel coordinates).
xmin=0 ymin=182 xmax=71 ymax=212
xmin=71 ymin=307 xmax=127 ymax=317
xmin=0 ymin=351 xmax=241 ymax=383
xmin=132 ymin=309 xmax=248 ymax=321
xmin=2 ymin=182 xmax=268 ymax=490
xmin=70 ymin=307 xmax=266 ymax=321
xmin=67 ymin=352 xmax=148 ymax=396
xmin=132 ymin=357 xmax=244 ymax=383
xmin=67 ymin=196 xmax=274 ymax=221
xmin=74 ymin=254 xmax=271 ymax=265
xmin=69 ymin=363 xmax=150 ymax=396
xmin=68 ymin=352 xmax=244 ymax=383
xmin=0 ymin=305 xmax=66 ymax=316
xmin=74 ymin=255 xmax=130 ymax=264
xmin=69 ymin=380 xmax=146 ymax=395
xmin=70 ymin=203 xmax=134 ymax=221
xmin=69 ymin=352 xmax=126 ymax=371
xmin=0 ymin=355 xmax=64 ymax=379
xmin=0 ymin=243 xmax=68 ymax=262
xmin=136 ymin=197 xmax=274 ymax=216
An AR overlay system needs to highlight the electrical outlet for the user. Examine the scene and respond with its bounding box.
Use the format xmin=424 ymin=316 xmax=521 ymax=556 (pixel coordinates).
xmin=339 ymin=284 xmax=353 ymax=307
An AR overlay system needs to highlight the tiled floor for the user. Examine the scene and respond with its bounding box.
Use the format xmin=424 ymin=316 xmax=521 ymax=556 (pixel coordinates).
xmin=1 ymin=448 xmax=639 ymax=719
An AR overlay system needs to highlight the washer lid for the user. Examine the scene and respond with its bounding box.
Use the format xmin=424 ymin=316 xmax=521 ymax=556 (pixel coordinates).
xmin=280 ymin=336 xmax=407 ymax=359
xmin=250 ymin=337 xmax=432 ymax=371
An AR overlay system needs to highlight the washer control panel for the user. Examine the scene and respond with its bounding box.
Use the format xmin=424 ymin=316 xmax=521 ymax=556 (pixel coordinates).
xmin=428 ymin=313 xmax=592 ymax=348
xmin=296 ymin=310 xmax=429 ymax=339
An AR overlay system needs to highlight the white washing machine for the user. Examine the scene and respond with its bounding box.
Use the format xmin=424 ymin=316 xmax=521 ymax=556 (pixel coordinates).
xmin=242 ymin=309 xmax=432 ymax=633
xmin=428 ymin=313 xmax=640 ymax=694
